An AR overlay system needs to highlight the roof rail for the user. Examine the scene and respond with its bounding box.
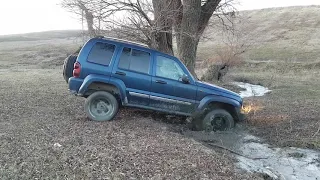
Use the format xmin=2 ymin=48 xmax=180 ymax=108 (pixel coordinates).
xmin=95 ymin=36 xmax=149 ymax=48
xmin=95 ymin=35 xmax=105 ymax=39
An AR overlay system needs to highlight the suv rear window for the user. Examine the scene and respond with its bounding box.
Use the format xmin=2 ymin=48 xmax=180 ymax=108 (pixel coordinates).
xmin=118 ymin=47 xmax=150 ymax=74
xmin=87 ymin=42 xmax=116 ymax=66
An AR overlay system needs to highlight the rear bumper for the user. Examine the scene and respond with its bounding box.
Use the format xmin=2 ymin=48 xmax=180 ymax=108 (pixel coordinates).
xmin=68 ymin=77 xmax=84 ymax=96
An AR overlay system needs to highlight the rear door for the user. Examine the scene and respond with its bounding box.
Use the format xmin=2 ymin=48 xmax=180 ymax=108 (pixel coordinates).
xmin=112 ymin=46 xmax=152 ymax=106
xmin=150 ymin=55 xmax=197 ymax=114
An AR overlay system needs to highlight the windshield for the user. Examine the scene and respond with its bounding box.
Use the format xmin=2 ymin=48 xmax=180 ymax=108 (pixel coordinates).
xmin=177 ymin=59 xmax=198 ymax=81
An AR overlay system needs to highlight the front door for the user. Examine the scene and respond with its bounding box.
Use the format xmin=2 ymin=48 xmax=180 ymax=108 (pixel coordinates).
xmin=150 ymin=55 xmax=197 ymax=114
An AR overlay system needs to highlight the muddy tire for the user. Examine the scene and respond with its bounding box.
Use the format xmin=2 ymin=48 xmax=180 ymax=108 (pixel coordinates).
xmin=62 ymin=55 xmax=77 ymax=83
xmin=193 ymin=109 xmax=234 ymax=131
xmin=85 ymin=91 xmax=119 ymax=121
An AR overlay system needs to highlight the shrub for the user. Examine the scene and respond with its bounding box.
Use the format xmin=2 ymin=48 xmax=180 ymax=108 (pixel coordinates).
xmin=201 ymin=45 xmax=244 ymax=81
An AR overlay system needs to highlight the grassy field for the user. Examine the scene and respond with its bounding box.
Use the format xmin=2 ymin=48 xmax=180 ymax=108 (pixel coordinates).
xmin=225 ymin=62 xmax=320 ymax=149
xmin=0 ymin=35 xmax=258 ymax=179
xmin=196 ymin=6 xmax=320 ymax=150
xmin=199 ymin=6 xmax=320 ymax=62
xmin=0 ymin=37 xmax=82 ymax=69
xmin=1 ymin=5 xmax=320 ymax=179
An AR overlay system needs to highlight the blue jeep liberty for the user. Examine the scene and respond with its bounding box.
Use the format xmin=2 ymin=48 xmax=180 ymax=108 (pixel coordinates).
xmin=63 ymin=37 xmax=244 ymax=131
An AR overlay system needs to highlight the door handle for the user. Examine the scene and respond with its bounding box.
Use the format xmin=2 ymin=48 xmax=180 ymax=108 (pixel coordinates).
xmin=115 ymin=71 xmax=126 ymax=76
xmin=155 ymin=80 xmax=167 ymax=84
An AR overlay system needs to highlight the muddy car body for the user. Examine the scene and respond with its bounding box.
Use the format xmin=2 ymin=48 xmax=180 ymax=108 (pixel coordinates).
xmin=64 ymin=37 xmax=245 ymax=131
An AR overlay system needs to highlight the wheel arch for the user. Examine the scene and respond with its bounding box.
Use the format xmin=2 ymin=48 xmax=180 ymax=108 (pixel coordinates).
xmin=86 ymin=82 xmax=120 ymax=99
xmin=195 ymin=95 xmax=242 ymax=121
xmin=79 ymin=75 xmax=127 ymax=105
xmin=207 ymin=102 xmax=239 ymax=121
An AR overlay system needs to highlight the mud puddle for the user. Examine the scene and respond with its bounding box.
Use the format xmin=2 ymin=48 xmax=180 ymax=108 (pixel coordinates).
xmin=183 ymin=126 xmax=320 ymax=179
xmin=183 ymin=82 xmax=320 ymax=179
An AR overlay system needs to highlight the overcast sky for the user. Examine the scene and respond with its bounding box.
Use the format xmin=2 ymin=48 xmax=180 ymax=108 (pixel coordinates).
xmin=0 ymin=0 xmax=319 ymax=35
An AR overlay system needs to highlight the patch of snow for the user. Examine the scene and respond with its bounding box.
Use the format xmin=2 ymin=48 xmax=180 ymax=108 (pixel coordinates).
xmin=233 ymin=82 xmax=271 ymax=98
xmin=54 ymin=143 xmax=62 ymax=148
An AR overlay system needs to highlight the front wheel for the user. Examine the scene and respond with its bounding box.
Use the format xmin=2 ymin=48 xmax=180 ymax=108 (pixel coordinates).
xmin=85 ymin=91 xmax=119 ymax=121
xmin=202 ymin=109 xmax=235 ymax=131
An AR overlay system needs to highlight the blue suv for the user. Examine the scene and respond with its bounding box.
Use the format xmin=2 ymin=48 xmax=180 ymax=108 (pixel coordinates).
xmin=64 ymin=37 xmax=244 ymax=131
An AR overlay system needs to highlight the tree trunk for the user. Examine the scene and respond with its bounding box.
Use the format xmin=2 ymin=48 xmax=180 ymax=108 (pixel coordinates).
xmin=152 ymin=0 xmax=174 ymax=55
xmin=78 ymin=2 xmax=96 ymax=38
xmin=172 ymin=0 xmax=183 ymax=55
xmin=177 ymin=0 xmax=201 ymax=76
xmin=150 ymin=31 xmax=173 ymax=55
xmin=85 ymin=11 xmax=96 ymax=38
xmin=175 ymin=0 xmax=221 ymax=77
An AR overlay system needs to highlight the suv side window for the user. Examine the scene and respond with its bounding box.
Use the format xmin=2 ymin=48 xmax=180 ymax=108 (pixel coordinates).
xmin=118 ymin=47 xmax=150 ymax=74
xmin=87 ymin=42 xmax=116 ymax=66
xmin=156 ymin=56 xmax=185 ymax=80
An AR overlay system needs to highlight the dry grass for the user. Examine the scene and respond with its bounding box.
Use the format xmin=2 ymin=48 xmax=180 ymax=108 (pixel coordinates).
xmin=0 ymin=32 xmax=260 ymax=178
xmin=0 ymin=69 xmax=259 ymax=179
xmin=0 ymin=37 xmax=82 ymax=69
xmin=198 ymin=6 xmax=320 ymax=62
xmin=198 ymin=6 xmax=320 ymax=146
xmin=0 ymin=33 xmax=255 ymax=177
xmin=1 ymin=6 xmax=319 ymax=178
xmin=223 ymin=62 xmax=320 ymax=150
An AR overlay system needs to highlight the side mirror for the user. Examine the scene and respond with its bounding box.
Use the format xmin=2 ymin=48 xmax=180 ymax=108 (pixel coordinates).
xmin=181 ymin=74 xmax=190 ymax=84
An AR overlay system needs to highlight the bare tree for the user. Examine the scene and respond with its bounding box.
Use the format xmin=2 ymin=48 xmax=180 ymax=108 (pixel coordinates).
xmin=62 ymin=0 xmax=100 ymax=37
xmin=61 ymin=0 xmax=237 ymax=76
xmin=151 ymin=0 xmax=174 ymax=55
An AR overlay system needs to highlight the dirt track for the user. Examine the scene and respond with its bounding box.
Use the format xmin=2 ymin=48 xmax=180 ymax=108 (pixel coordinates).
xmin=0 ymin=69 xmax=257 ymax=179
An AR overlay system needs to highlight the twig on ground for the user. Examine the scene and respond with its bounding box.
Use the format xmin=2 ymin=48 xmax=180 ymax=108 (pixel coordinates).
xmin=206 ymin=142 xmax=268 ymax=160
xmin=312 ymin=123 xmax=320 ymax=138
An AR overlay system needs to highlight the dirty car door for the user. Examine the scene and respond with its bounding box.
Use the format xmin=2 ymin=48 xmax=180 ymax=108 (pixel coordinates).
xmin=150 ymin=55 xmax=197 ymax=114
xmin=112 ymin=47 xmax=152 ymax=106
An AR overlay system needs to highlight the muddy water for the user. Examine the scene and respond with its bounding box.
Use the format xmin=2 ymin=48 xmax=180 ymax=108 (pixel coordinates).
xmin=183 ymin=126 xmax=320 ymax=180
xmin=237 ymin=135 xmax=320 ymax=179
xmin=183 ymin=82 xmax=320 ymax=179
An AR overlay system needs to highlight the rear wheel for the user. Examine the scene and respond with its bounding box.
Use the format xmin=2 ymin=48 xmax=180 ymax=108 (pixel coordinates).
xmin=62 ymin=55 xmax=77 ymax=83
xmin=202 ymin=109 xmax=234 ymax=131
xmin=85 ymin=91 xmax=119 ymax=121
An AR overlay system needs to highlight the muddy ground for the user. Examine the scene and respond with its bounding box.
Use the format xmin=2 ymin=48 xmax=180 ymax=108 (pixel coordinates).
xmin=0 ymin=69 xmax=260 ymax=179
xmin=225 ymin=62 xmax=320 ymax=151
xmin=1 ymin=35 xmax=320 ymax=179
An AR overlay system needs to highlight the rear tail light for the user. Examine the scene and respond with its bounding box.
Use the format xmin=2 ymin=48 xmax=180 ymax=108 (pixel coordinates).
xmin=73 ymin=62 xmax=81 ymax=78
